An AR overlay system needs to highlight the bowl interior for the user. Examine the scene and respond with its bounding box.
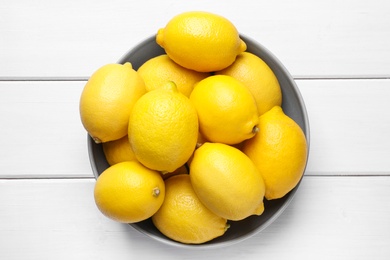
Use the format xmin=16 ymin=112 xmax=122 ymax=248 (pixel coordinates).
xmin=88 ymin=34 xmax=310 ymax=248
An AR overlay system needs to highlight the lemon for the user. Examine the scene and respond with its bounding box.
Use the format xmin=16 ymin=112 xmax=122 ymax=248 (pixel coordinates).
xmin=190 ymin=75 xmax=259 ymax=145
xmin=216 ymin=52 xmax=282 ymax=115
xmin=137 ymin=54 xmax=209 ymax=97
xmin=128 ymin=82 xmax=198 ymax=173
xmin=94 ymin=161 xmax=165 ymax=223
xmin=190 ymin=142 xmax=265 ymax=221
xmin=80 ymin=62 xmax=146 ymax=143
xmin=152 ymin=174 xmax=228 ymax=244
xmin=156 ymin=11 xmax=247 ymax=72
xmin=242 ymin=106 xmax=308 ymax=200
xmin=102 ymin=135 xmax=136 ymax=166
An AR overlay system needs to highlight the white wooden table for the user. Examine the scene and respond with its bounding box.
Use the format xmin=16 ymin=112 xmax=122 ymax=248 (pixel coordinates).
xmin=1 ymin=1 xmax=389 ymax=259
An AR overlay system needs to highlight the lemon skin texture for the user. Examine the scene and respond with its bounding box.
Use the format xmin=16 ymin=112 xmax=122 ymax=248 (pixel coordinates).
xmin=94 ymin=161 xmax=165 ymax=223
xmin=137 ymin=54 xmax=209 ymax=97
xmin=216 ymin=52 xmax=282 ymax=115
xmin=152 ymin=174 xmax=228 ymax=244
xmin=242 ymin=106 xmax=308 ymax=200
xmin=190 ymin=142 xmax=265 ymax=221
xmin=102 ymin=135 xmax=137 ymax=166
xmin=80 ymin=62 xmax=146 ymax=143
xmin=190 ymin=75 xmax=259 ymax=145
xmin=156 ymin=11 xmax=247 ymax=72
xmin=128 ymin=82 xmax=199 ymax=173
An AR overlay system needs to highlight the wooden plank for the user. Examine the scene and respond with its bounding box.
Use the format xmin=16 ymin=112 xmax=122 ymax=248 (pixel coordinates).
xmin=0 ymin=79 xmax=389 ymax=178
xmin=1 ymin=0 xmax=389 ymax=78
xmin=298 ymin=79 xmax=390 ymax=175
xmin=0 ymin=176 xmax=389 ymax=259
xmin=0 ymin=81 xmax=91 ymax=177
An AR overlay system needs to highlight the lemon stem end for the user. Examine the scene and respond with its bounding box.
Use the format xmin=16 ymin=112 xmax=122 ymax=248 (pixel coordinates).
xmin=224 ymin=223 xmax=231 ymax=231
xmin=152 ymin=187 xmax=161 ymax=197
xmin=92 ymin=136 xmax=102 ymax=144
xmin=196 ymin=142 xmax=203 ymax=149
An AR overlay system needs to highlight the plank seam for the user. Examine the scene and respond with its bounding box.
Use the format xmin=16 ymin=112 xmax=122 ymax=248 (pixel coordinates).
xmin=1 ymin=76 xmax=390 ymax=82
xmin=0 ymin=77 xmax=89 ymax=82
xmin=1 ymin=175 xmax=390 ymax=181
xmin=0 ymin=176 xmax=95 ymax=180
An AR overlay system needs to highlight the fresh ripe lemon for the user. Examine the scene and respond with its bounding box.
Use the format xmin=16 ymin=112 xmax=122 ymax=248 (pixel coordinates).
xmin=128 ymin=82 xmax=198 ymax=173
xmin=190 ymin=75 xmax=259 ymax=145
xmin=94 ymin=161 xmax=165 ymax=223
xmin=137 ymin=54 xmax=209 ymax=97
xmin=190 ymin=142 xmax=265 ymax=221
xmin=156 ymin=11 xmax=247 ymax=72
xmin=102 ymin=135 xmax=136 ymax=166
xmin=80 ymin=62 xmax=146 ymax=143
xmin=242 ymin=106 xmax=308 ymax=200
xmin=216 ymin=52 xmax=282 ymax=115
xmin=152 ymin=174 xmax=228 ymax=244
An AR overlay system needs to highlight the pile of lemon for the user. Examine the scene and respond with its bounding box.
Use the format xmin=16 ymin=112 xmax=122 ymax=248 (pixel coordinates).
xmin=79 ymin=11 xmax=308 ymax=245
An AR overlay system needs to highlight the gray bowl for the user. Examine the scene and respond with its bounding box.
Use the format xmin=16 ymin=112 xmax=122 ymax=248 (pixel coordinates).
xmin=87 ymin=34 xmax=310 ymax=248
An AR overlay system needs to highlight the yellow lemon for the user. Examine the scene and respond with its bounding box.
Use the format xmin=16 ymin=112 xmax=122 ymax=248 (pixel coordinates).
xmin=80 ymin=62 xmax=146 ymax=143
xmin=94 ymin=161 xmax=165 ymax=223
xmin=102 ymin=135 xmax=137 ymax=166
xmin=152 ymin=174 xmax=228 ymax=244
xmin=137 ymin=54 xmax=209 ymax=97
xmin=190 ymin=75 xmax=259 ymax=145
xmin=216 ymin=52 xmax=282 ymax=115
xmin=128 ymin=82 xmax=198 ymax=173
xmin=242 ymin=106 xmax=308 ymax=200
xmin=190 ymin=142 xmax=265 ymax=221
xmin=156 ymin=11 xmax=247 ymax=72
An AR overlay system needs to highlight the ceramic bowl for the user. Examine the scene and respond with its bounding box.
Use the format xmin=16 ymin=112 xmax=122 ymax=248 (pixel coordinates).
xmin=88 ymin=34 xmax=310 ymax=248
